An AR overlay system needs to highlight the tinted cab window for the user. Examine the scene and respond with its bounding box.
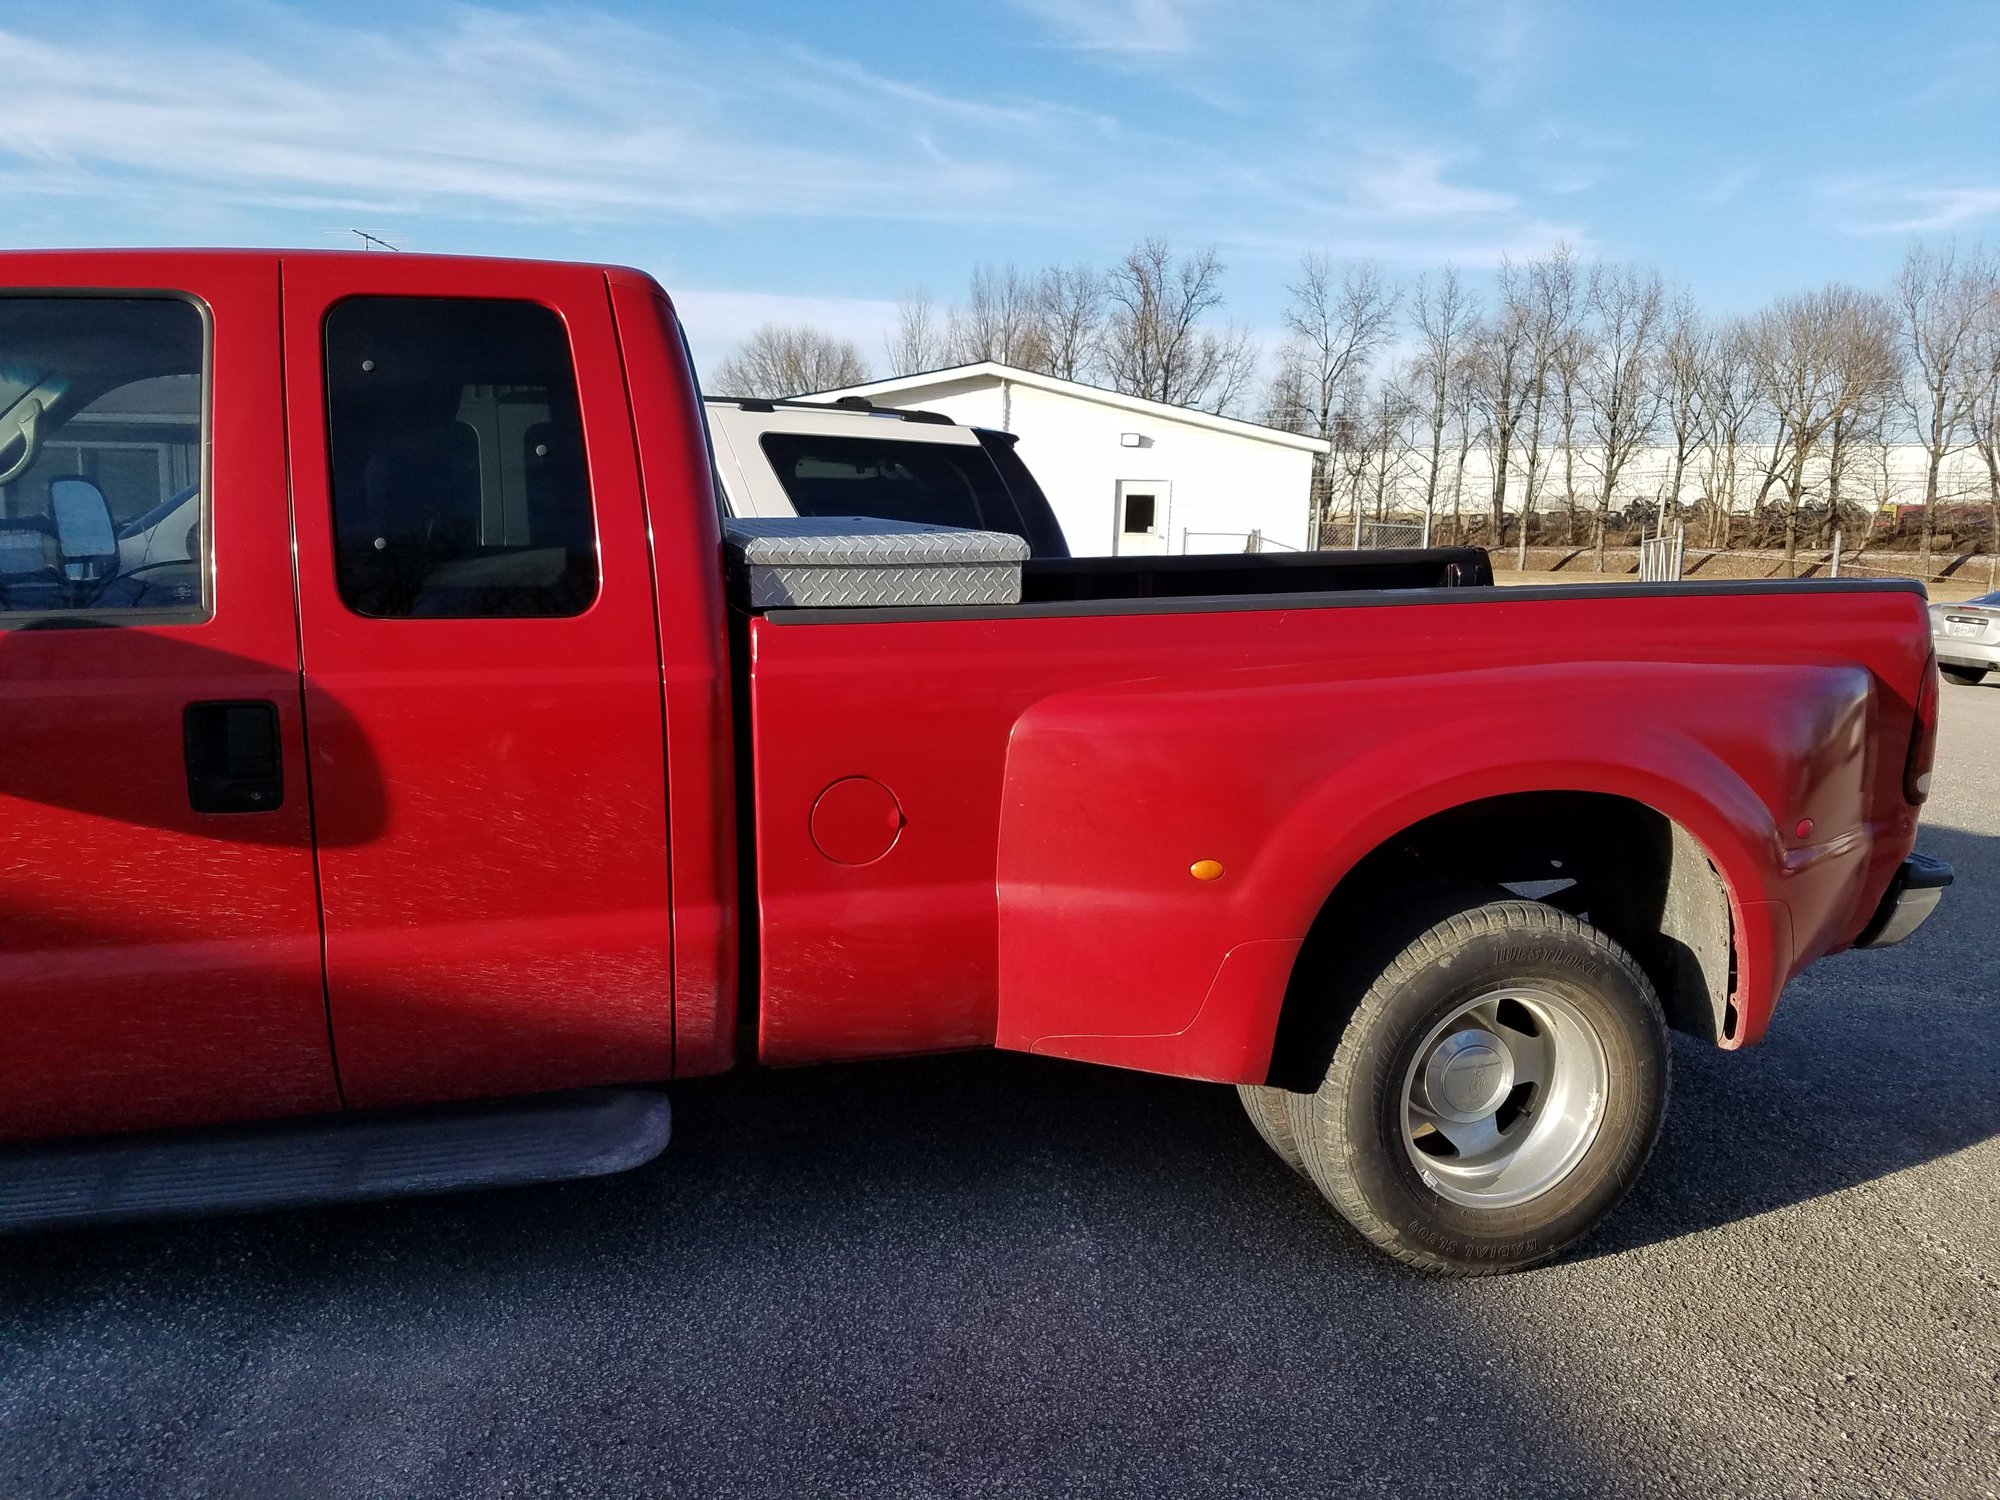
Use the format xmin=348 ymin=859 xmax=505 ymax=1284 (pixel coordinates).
xmin=325 ymin=297 xmax=597 ymax=618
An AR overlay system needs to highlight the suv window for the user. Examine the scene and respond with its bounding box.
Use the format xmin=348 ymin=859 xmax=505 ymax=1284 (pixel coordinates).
xmin=758 ymin=431 xmax=1034 ymax=542
xmin=0 ymin=296 xmax=205 ymax=616
xmin=325 ymin=297 xmax=598 ymax=619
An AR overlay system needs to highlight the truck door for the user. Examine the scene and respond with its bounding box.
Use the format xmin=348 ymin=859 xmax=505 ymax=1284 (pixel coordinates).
xmin=0 ymin=255 xmax=337 ymax=1140
xmin=279 ymin=256 xmax=676 ymax=1109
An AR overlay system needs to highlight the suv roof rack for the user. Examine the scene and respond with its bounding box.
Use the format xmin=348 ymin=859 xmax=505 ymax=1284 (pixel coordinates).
xmin=705 ymin=395 xmax=957 ymax=426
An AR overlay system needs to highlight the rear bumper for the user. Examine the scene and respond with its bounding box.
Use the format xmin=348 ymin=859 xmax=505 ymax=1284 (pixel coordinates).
xmin=1934 ymin=636 xmax=2000 ymax=670
xmin=1854 ymin=852 xmax=1953 ymax=949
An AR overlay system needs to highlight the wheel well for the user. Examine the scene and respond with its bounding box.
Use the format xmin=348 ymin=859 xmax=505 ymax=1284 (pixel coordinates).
xmin=1261 ymin=792 xmax=1735 ymax=1091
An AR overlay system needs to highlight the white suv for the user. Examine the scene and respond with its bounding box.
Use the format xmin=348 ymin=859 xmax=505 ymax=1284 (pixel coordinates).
xmin=704 ymin=396 xmax=1069 ymax=558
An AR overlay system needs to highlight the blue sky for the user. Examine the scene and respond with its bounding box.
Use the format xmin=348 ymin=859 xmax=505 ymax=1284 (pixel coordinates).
xmin=4 ymin=1 xmax=1996 ymax=369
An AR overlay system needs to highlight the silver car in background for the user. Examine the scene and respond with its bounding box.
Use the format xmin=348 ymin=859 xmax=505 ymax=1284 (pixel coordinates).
xmin=1932 ymin=591 xmax=2000 ymax=684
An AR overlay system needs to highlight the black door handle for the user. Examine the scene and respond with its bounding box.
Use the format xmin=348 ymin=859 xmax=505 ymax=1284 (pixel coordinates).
xmin=184 ymin=701 xmax=283 ymax=813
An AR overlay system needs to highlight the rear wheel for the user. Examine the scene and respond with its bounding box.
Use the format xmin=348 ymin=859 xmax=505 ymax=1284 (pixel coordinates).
xmin=1236 ymin=1084 xmax=1306 ymax=1174
xmin=1941 ymin=664 xmax=1987 ymax=685
xmin=1288 ymin=899 xmax=1668 ymax=1275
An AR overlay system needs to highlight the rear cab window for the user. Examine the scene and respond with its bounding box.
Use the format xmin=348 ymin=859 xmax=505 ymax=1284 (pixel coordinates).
xmin=324 ymin=297 xmax=598 ymax=619
xmin=0 ymin=296 xmax=206 ymax=619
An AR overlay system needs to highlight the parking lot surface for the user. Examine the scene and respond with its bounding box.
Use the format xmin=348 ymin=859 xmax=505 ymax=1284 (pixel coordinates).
xmin=3 ymin=686 xmax=1996 ymax=1499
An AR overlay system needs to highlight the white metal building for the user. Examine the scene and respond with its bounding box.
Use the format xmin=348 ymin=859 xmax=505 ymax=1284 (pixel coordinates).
xmin=807 ymin=362 xmax=1328 ymax=558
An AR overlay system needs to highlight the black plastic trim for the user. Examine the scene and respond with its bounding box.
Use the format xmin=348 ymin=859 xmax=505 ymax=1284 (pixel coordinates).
xmin=762 ymin=573 xmax=1926 ymax=627
xmin=0 ymin=1087 xmax=672 ymax=1232
xmin=1854 ymin=851 xmax=1954 ymax=949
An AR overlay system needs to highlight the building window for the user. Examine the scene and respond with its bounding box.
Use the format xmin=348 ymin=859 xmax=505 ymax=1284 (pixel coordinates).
xmin=1121 ymin=491 xmax=1157 ymax=534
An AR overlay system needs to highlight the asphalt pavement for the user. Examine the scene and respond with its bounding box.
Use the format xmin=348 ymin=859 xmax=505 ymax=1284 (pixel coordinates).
xmin=3 ymin=686 xmax=1997 ymax=1498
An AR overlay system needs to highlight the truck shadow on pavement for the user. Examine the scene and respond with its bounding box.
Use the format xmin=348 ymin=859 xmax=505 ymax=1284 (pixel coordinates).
xmin=1 ymin=847 xmax=1991 ymax=1495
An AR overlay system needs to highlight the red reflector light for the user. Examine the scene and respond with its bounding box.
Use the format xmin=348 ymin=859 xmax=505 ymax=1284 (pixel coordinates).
xmin=1904 ymin=653 xmax=1939 ymax=804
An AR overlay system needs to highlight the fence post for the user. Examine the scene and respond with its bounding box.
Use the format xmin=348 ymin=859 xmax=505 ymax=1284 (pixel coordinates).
xmin=1829 ymin=528 xmax=1841 ymax=578
xmin=1248 ymin=529 xmax=1262 ymax=554
xmin=1422 ymin=509 xmax=1433 ymax=549
xmin=1352 ymin=501 xmax=1363 ymax=550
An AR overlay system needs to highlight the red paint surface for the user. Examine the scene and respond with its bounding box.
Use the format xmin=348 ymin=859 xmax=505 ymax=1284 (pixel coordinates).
xmin=280 ymin=254 xmax=677 ymax=1108
xmin=605 ymin=276 xmax=739 ymax=1080
xmin=0 ymin=253 xmax=336 ymax=1139
xmin=747 ymin=589 xmax=1929 ymax=1076
xmin=0 ymin=248 xmax=1938 ymax=1146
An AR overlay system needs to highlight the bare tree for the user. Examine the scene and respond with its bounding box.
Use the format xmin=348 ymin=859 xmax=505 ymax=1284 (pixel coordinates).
xmin=1447 ymin=345 xmax=1487 ymax=545
xmin=1409 ymin=268 xmax=1478 ymax=543
xmin=714 ymin=323 xmax=870 ymax=397
xmin=1655 ymin=294 xmax=1709 ymax=533
xmin=1099 ymin=239 xmax=1261 ymax=416
xmin=1517 ymin=246 xmax=1581 ymax=556
xmin=1036 ymin=264 xmax=1106 ymax=382
xmin=1582 ymin=264 xmax=1665 ymax=570
xmin=1697 ymin=321 xmax=1757 ymax=548
xmin=884 ymin=287 xmax=947 ymax=377
xmin=1746 ymin=285 xmax=1899 ymax=573
xmin=950 ymin=264 xmax=1050 ymax=369
xmin=1966 ymin=282 xmax=2000 ymax=587
xmin=1470 ymin=262 xmax=1538 ymax=550
xmin=1330 ymin=378 xmax=1415 ymax=545
xmin=1897 ymin=241 xmax=1994 ymax=572
xmin=1550 ymin=316 xmax=1592 ymax=547
xmin=1363 ymin=380 xmax=1422 ymax=533
xmin=1859 ymin=413 xmax=1903 ymax=565
xmin=1825 ymin=380 xmax=1890 ymax=558
xmin=1266 ymin=254 xmax=1401 ymax=541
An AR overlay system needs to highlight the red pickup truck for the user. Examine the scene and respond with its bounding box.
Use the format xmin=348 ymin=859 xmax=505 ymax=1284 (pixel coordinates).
xmin=0 ymin=250 xmax=1950 ymax=1274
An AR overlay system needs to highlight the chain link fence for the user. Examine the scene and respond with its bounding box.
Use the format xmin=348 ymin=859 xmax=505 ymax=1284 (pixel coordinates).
xmin=1311 ymin=503 xmax=1996 ymax=591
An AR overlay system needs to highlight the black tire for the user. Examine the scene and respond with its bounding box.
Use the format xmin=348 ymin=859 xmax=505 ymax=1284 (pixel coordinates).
xmin=1941 ymin=664 xmax=1987 ymax=685
xmin=1235 ymin=1084 xmax=1306 ymax=1174
xmin=1287 ymin=900 xmax=1669 ymax=1276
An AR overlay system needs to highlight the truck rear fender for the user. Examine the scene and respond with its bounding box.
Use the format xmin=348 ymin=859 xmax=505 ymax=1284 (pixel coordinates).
xmin=993 ymin=660 xmax=1865 ymax=1081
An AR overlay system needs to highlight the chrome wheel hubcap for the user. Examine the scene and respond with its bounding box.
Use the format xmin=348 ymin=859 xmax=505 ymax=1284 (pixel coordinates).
xmin=1400 ymin=987 xmax=1609 ymax=1209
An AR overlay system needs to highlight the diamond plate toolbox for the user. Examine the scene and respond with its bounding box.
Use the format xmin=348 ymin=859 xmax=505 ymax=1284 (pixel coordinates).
xmin=721 ymin=517 xmax=1030 ymax=609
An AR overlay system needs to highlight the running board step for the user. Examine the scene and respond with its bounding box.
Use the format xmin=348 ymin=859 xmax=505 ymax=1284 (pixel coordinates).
xmin=0 ymin=1087 xmax=671 ymax=1233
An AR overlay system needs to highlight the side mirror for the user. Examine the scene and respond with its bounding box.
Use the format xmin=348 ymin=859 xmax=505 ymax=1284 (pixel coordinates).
xmin=50 ymin=476 xmax=117 ymax=583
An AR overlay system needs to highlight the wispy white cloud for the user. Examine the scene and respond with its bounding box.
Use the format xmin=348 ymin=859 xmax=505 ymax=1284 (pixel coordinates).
xmin=0 ymin=9 xmax=1557 ymax=254
xmin=1347 ymin=148 xmax=1519 ymax=221
xmin=0 ymin=13 xmax=1092 ymax=229
xmin=0 ymin=1 xmax=1597 ymax=357
xmin=1219 ymin=219 xmax=1590 ymax=272
xmin=1694 ymin=165 xmax=1758 ymax=210
xmin=1011 ymin=0 xmax=1201 ymax=54
xmin=1820 ymin=176 xmax=2000 ymax=235
xmin=671 ymin=288 xmax=901 ymax=370
xmin=1414 ymin=0 xmax=1548 ymax=107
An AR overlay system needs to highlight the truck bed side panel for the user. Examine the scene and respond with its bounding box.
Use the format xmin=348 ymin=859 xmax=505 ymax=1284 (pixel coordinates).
xmin=746 ymin=583 xmax=1929 ymax=1077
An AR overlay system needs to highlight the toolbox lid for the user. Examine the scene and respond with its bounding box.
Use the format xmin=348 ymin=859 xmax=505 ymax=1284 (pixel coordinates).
xmin=720 ymin=516 xmax=1028 ymax=610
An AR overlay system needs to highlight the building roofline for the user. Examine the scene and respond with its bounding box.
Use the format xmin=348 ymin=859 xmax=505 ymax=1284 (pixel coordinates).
xmin=805 ymin=361 xmax=1332 ymax=454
